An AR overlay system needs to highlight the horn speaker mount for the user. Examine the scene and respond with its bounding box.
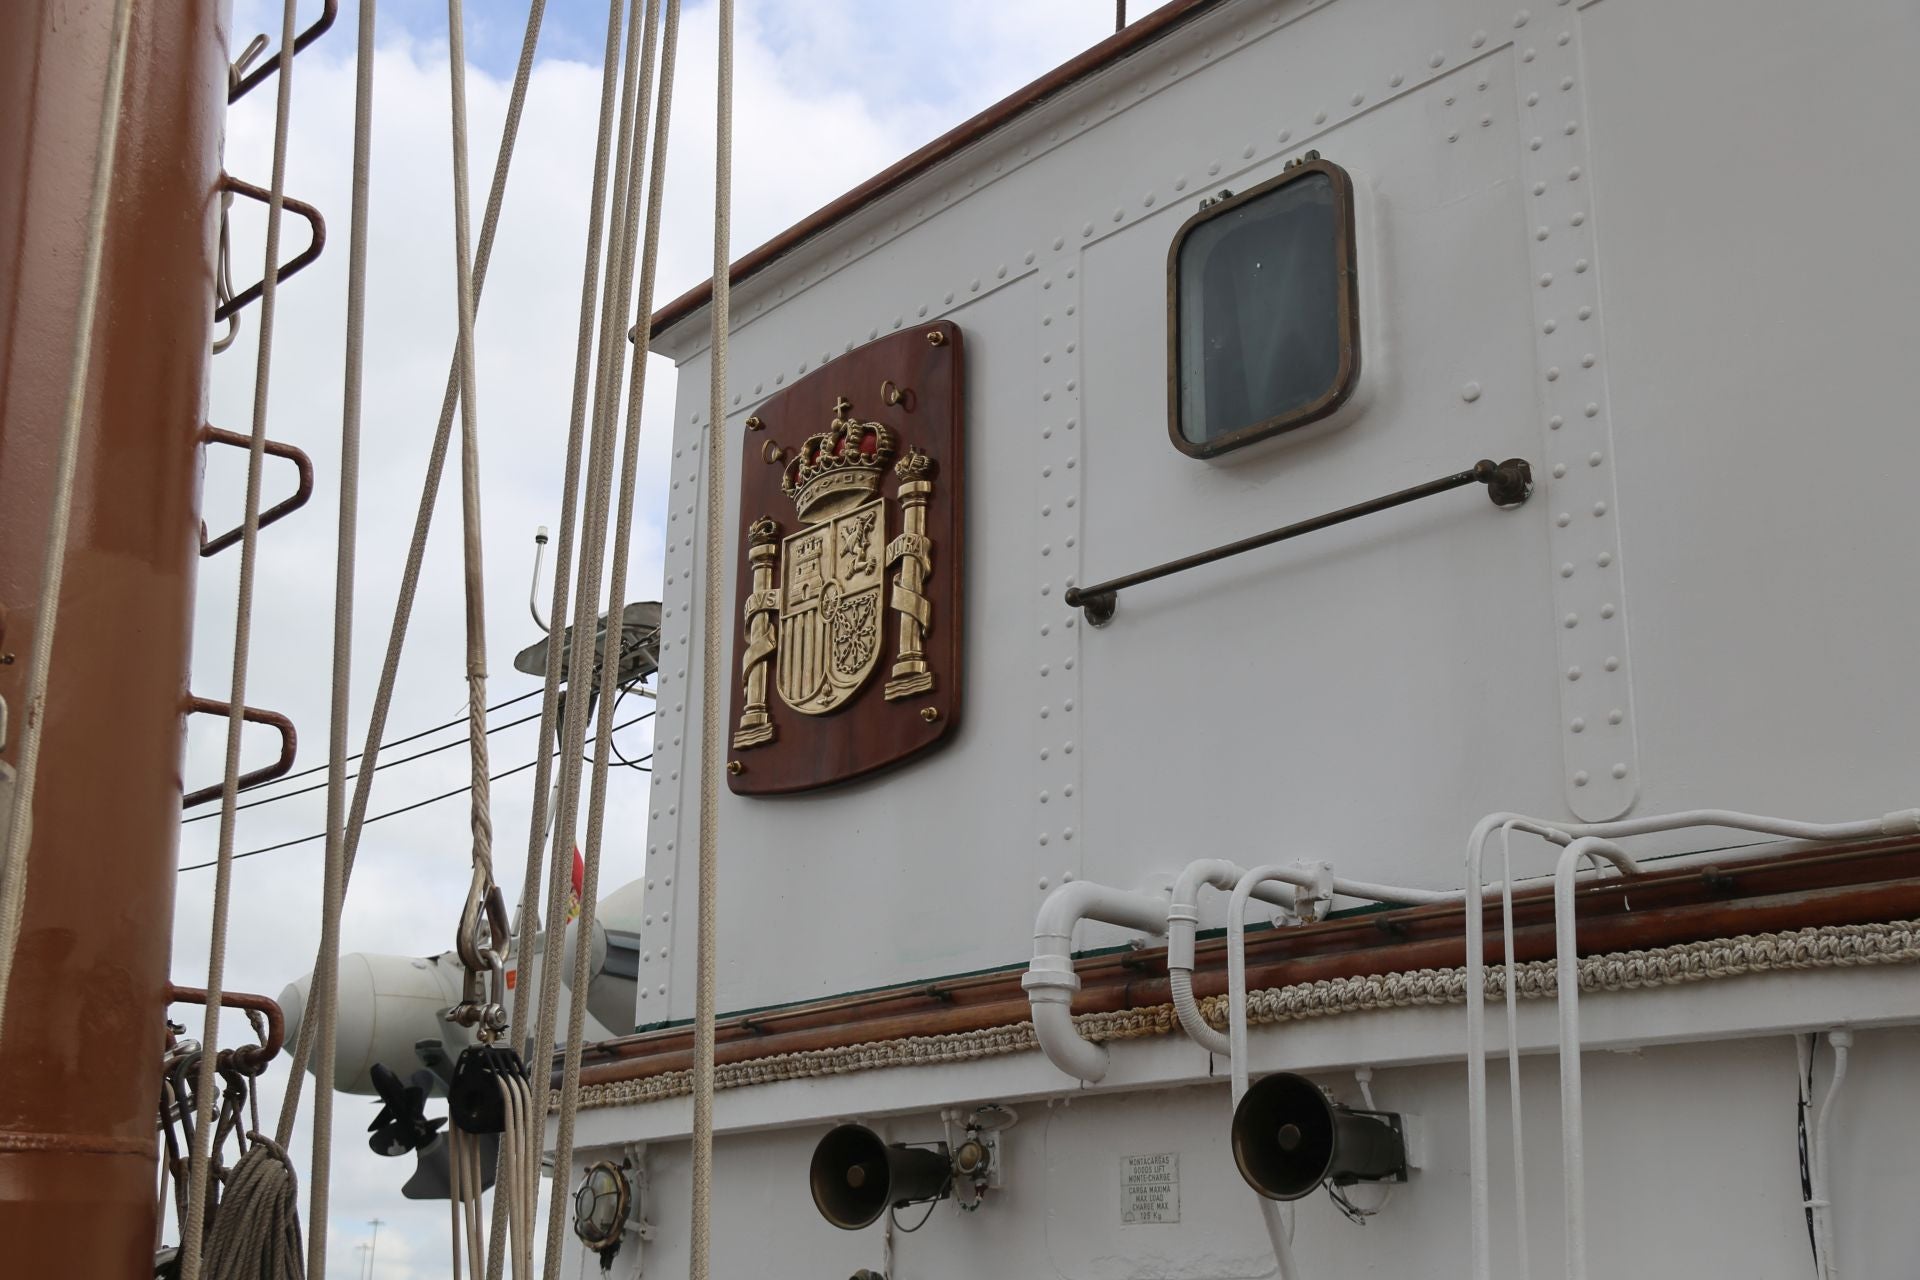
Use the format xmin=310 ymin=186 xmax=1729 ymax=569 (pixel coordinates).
xmin=809 ymin=1124 xmax=953 ymax=1230
xmin=1230 ymin=1072 xmax=1408 ymax=1201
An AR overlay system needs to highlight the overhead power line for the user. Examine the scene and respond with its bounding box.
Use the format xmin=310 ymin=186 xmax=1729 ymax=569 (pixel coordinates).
xmin=180 ymin=705 xmax=569 ymax=823
xmin=175 ymin=712 xmax=654 ymax=873
xmin=182 ymin=685 xmax=548 ymax=804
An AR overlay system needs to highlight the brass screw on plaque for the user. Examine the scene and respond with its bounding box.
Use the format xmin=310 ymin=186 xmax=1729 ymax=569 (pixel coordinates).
xmin=727 ymin=760 xmax=743 ymax=775
xmin=746 ymin=415 xmax=763 ymax=430
xmin=920 ymin=707 xmax=939 ymax=722
xmin=925 ymin=330 xmax=946 ymax=347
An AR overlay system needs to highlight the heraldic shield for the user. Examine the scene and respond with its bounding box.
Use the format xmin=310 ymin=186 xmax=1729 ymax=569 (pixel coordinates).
xmin=726 ymin=322 xmax=965 ymax=795
xmin=777 ymin=498 xmax=887 ymax=714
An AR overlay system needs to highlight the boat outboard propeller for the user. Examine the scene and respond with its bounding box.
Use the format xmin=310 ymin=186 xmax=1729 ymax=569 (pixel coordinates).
xmin=401 ymin=1129 xmax=500 ymax=1200
xmin=366 ymin=1061 xmax=446 ymax=1157
xmin=447 ymin=1043 xmax=531 ymax=1135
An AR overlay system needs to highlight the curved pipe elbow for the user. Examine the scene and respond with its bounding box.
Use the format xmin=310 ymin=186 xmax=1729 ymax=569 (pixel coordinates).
xmin=1029 ymin=993 xmax=1111 ymax=1083
xmin=1033 ymin=879 xmax=1169 ymax=944
xmin=1025 ymin=880 xmax=1169 ymax=1083
xmin=1169 ymin=965 xmax=1230 ymax=1056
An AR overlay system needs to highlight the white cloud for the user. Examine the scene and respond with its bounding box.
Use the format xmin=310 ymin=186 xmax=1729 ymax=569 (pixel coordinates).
xmin=173 ymin=2 xmax=1134 ymax=1273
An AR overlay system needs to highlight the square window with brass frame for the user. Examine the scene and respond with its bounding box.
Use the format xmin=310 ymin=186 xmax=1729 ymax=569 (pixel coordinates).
xmin=1167 ymin=157 xmax=1360 ymax=458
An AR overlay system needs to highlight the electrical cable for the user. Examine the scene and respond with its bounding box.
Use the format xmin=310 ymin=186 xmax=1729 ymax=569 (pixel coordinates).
xmin=888 ymin=1179 xmax=948 ymax=1234
xmin=183 ymin=705 xmax=575 ymax=821
xmin=183 ymin=686 xmax=544 ymax=803
xmin=609 ymin=681 xmax=654 ymax=769
xmin=1797 ymin=1033 xmax=1819 ymax=1274
xmin=175 ymin=712 xmax=651 ymax=872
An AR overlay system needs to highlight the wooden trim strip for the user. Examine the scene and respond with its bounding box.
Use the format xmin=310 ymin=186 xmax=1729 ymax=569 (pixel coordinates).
xmin=570 ymin=838 xmax=1920 ymax=1088
xmin=647 ymin=0 xmax=1231 ymax=340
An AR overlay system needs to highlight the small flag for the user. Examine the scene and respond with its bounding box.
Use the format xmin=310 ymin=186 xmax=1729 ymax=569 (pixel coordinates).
xmin=568 ymin=845 xmax=585 ymax=923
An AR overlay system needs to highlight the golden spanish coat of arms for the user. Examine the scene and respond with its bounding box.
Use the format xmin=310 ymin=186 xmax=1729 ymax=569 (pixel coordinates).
xmin=726 ymin=323 xmax=964 ymax=794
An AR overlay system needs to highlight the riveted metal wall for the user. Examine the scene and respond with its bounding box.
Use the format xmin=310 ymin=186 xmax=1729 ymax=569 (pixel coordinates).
xmin=0 ymin=0 xmax=226 ymax=1272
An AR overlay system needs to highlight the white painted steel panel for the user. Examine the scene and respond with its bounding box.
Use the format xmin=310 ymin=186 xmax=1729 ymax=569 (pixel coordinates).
xmin=563 ymin=1020 xmax=1920 ymax=1278
xmin=626 ymin=13 xmax=1920 ymax=1266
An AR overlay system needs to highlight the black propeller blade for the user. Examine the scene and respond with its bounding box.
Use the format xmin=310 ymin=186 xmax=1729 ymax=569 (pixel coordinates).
xmin=367 ymin=1061 xmax=446 ymax=1157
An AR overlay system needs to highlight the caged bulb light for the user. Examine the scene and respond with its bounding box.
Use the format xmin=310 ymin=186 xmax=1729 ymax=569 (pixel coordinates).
xmin=572 ymin=1159 xmax=633 ymax=1264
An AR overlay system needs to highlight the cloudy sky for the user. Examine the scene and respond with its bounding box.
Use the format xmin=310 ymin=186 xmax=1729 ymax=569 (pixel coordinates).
xmin=171 ymin=1 xmax=1171 ymax=1274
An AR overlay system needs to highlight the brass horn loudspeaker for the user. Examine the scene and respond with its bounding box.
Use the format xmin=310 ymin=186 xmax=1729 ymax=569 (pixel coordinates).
xmin=808 ymin=1124 xmax=951 ymax=1230
xmin=1230 ymin=1072 xmax=1407 ymax=1201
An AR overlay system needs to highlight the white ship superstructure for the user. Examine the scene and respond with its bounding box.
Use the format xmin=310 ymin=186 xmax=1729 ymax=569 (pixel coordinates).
xmin=553 ymin=1 xmax=1920 ymax=1276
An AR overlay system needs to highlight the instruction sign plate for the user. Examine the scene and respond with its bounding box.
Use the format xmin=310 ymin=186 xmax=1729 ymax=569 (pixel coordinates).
xmin=1121 ymin=1152 xmax=1180 ymax=1224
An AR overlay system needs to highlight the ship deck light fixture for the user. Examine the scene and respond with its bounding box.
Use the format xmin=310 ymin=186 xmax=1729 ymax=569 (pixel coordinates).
xmin=573 ymin=1156 xmax=646 ymax=1270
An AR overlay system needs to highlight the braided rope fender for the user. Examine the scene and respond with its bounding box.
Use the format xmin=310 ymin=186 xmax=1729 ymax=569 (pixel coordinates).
xmin=565 ymin=919 xmax=1920 ymax=1111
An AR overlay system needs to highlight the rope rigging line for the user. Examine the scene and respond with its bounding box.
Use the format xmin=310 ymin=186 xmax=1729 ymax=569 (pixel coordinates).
xmin=173 ymin=712 xmax=652 ymax=874
xmin=531 ymin=1 xmax=664 ymax=1272
xmin=303 ymin=0 xmax=380 ymax=1271
xmin=180 ymin=2 xmax=305 ymax=1276
xmin=275 ymin=0 xmax=553 ymax=1147
xmin=691 ymin=1 xmax=735 ymax=1275
xmin=494 ymin=9 xmax=637 ymax=1256
xmin=541 ymin=4 xmax=678 ymax=1276
xmin=441 ymin=3 xmax=545 ymax=1271
xmin=182 ymin=686 xmax=543 ymax=805
xmin=0 ymin=0 xmax=136 ymax=1049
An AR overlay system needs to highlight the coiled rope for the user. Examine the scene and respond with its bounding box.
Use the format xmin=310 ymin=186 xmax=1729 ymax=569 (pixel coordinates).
xmin=691 ymin=2 xmax=735 ymax=1275
xmin=202 ymin=1134 xmax=305 ymax=1279
xmin=0 ymin=0 xmax=136 ymax=1047
xmin=181 ymin=2 xmax=305 ymax=1275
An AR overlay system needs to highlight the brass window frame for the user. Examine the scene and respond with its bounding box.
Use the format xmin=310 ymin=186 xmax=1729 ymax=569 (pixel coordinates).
xmin=1165 ymin=157 xmax=1361 ymax=459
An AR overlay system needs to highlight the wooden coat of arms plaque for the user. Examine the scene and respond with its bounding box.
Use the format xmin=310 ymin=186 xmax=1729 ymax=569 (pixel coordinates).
xmin=725 ymin=322 xmax=964 ymax=794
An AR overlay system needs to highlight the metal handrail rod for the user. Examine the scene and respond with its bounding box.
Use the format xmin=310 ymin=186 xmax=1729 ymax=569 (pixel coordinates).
xmin=1064 ymin=457 xmax=1532 ymax=625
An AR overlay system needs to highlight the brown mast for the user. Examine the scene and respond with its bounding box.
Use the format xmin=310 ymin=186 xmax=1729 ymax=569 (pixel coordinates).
xmin=0 ymin=0 xmax=229 ymax=1272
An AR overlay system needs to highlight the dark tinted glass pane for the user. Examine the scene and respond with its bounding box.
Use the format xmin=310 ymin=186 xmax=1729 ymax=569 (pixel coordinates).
xmin=1176 ymin=171 xmax=1345 ymax=448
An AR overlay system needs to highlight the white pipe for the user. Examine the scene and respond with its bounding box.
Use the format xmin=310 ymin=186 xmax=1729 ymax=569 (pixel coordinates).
xmin=1463 ymin=814 xmax=1569 ymax=1277
xmin=1256 ymin=1198 xmax=1300 ymax=1280
xmin=1463 ymin=806 xmax=1917 ymax=1280
xmin=1168 ymin=860 xmax=1296 ymax=1056
xmin=1221 ymin=865 xmax=1450 ymax=1280
xmin=1021 ymin=880 xmax=1172 ymax=1084
xmin=1811 ymin=1028 xmax=1852 ymax=1280
xmin=1225 ymin=865 xmax=1459 ymax=1098
xmin=1496 ymin=827 xmax=1530 ymax=1280
xmin=1551 ymin=837 xmax=1639 ymax=1280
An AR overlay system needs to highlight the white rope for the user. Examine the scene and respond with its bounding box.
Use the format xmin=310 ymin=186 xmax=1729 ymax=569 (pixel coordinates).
xmin=691 ymin=2 xmax=734 ymax=1275
xmin=0 ymin=0 xmax=136 ymax=1048
xmin=486 ymin=1 xmax=626 ymax=1272
xmin=450 ymin=1124 xmax=487 ymax=1278
xmin=496 ymin=1073 xmax=535 ymax=1280
xmin=303 ymin=0 xmax=379 ymax=1273
xmin=180 ymin=2 xmax=303 ymax=1275
xmin=275 ymin=0 xmax=551 ymax=1144
xmin=445 ymin=0 xmax=495 ymax=891
xmin=541 ymin=4 xmax=679 ymax=1276
xmin=568 ymin=918 xmax=1920 ymax=1110
xmin=534 ymin=1 xmax=659 ymax=1271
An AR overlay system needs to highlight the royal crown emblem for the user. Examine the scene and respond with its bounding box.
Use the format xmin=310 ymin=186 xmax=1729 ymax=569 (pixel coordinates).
xmin=779 ymin=399 xmax=895 ymax=521
xmin=726 ymin=324 xmax=966 ymax=794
